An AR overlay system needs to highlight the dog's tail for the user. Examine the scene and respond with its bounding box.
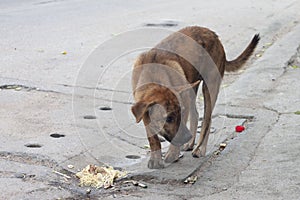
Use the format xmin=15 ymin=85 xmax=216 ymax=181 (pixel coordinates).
xmin=225 ymin=34 xmax=260 ymax=72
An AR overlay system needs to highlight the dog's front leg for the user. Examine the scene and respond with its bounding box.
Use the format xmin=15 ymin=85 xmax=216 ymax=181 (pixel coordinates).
xmin=145 ymin=126 xmax=164 ymax=169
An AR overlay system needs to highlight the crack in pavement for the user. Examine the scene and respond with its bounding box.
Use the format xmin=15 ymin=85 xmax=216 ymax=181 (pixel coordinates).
xmin=0 ymin=151 xmax=59 ymax=168
xmin=235 ymin=109 xmax=279 ymax=174
xmin=59 ymin=83 xmax=131 ymax=94
xmin=0 ymin=83 xmax=134 ymax=105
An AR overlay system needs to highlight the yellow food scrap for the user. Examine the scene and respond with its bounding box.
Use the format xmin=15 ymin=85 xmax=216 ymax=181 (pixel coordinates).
xmin=184 ymin=175 xmax=198 ymax=184
xmin=14 ymin=87 xmax=22 ymax=91
xmin=76 ymin=164 xmax=127 ymax=189
xmin=294 ymin=111 xmax=300 ymax=115
xmin=219 ymin=143 xmax=227 ymax=148
xmin=290 ymin=65 xmax=299 ymax=69
xmin=67 ymin=164 xmax=74 ymax=169
xmin=219 ymin=143 xmax=227 ymax=151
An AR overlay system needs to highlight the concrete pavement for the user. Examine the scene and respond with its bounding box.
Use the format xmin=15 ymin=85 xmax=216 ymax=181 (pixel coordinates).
xmin=0 ymin=0 xmax=300 ymax=199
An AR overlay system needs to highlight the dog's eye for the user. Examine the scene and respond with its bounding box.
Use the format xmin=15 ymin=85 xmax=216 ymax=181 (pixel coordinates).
xmin=166 ymin=116 xmax=174 ymax=123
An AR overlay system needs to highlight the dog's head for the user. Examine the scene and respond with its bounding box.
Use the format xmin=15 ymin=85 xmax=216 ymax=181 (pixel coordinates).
xmin=131 ymin=81 xmax=199 ymax=146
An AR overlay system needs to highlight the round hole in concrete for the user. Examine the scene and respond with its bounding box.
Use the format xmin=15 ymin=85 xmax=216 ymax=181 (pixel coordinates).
xmin=99 ymin=106 xmax=112 ymax=111
xmin=25 ymin=143 xmax=42 ymax=148
xmin=14 ymin=173 xmax=26 ymax=179
xmin=50 ymin=133 xmax=65 ymax=138
xmin=83 ymin=115 xmax=97 ymax=119
xmin=125 ymin=155 xmax=141 ymax=159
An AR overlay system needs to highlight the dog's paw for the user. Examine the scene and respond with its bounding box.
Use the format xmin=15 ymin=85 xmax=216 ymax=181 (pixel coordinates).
xmin=181 ymin=142 xmax=194 ymax=151
xmin=148 ymin=158 xmax=164 ymax=169
xmin=192 ymin=148 xmax=201 ymax=158
xmin=192 ymin=147 xmax=206 ymax=158
xmin=164 ymin=150 xmax=180 ymax=163
xmin=165 ymin=144 xmax=181 ymax=163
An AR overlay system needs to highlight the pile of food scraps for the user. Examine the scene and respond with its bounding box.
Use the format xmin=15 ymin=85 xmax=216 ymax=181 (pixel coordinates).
xmin=76 ymin=164 xmax=127 ymax=189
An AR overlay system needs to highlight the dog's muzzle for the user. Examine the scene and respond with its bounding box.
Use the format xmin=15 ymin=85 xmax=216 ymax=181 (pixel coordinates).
xmin=171 ymin=123 xmax=192 ymax=146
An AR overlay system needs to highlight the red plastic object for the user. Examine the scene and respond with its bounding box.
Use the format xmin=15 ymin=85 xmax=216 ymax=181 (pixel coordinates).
xmin=235 ymin=125 xmax=245 ymax=132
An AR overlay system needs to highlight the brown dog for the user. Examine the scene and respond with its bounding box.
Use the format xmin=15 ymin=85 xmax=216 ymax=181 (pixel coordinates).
xmin=131 ymin=26 xmax=259 ymax=169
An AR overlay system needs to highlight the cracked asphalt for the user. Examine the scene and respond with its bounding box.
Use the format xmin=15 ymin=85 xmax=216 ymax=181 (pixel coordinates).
xmin=1 ymin=0 xmax=300 ymax=199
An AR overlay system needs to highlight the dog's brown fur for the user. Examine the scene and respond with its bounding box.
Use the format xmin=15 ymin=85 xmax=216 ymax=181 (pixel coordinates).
xmin=131 ymin=26 xmax=260 ymax=169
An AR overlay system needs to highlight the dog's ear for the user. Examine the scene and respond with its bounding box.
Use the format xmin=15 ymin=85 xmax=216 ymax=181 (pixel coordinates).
xmin=173 ymin=80 xmax=200 ymax=93
xmin=131 ymin=101 xmax=153 ymax=123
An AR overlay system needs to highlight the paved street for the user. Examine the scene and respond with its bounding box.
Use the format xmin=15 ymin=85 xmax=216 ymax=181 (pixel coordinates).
xmin=0 ymin=0 xmax=300 ymax=199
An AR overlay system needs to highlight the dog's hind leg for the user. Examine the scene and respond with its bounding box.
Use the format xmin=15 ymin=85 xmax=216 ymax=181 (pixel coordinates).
xmin=182 ymin=87 xmax=199 ymax=151
xmin=192 ymin=81 xmax=219 ymax=158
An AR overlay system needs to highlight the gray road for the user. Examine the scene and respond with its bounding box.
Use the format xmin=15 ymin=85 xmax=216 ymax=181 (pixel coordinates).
xmin=0 ymin=0 xmax=300 ymax=199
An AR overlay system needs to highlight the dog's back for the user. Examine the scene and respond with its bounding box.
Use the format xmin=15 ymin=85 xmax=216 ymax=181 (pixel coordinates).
xmin=135 ymin=26 xmax=259 ymax=83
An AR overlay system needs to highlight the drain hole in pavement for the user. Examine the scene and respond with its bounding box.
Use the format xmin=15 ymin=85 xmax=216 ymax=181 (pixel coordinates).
xmin=125 ymin=155 xmax=141 ymax=159
xmin=99 ymin=106 xmax=112 ymax=111
xmin=50 ymin=133 xmax=65 ymax=138
xmin=25 ymin=143 xmax=42 ymax=148
xmin=83 ymin=115 xmax=97 ymax=119
xmin=145 ymin=21 xmax=178 ymax=27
